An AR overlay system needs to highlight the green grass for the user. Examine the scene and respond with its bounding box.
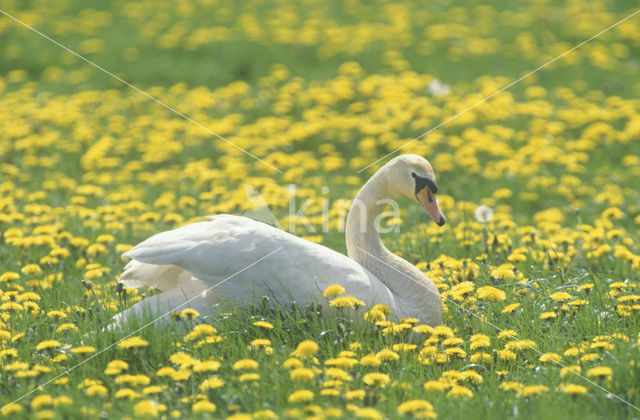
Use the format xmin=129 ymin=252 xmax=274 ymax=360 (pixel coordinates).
xmin=1 ymin=0 xmax=640 ymax=418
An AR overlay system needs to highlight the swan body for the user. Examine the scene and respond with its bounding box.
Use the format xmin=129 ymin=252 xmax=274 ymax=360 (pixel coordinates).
xmin=113 ymin=154 xmax=445 ymax=328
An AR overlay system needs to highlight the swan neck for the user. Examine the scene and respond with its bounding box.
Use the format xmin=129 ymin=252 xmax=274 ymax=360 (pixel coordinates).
xmin=345 ymin=169 xmax=442 ymax=325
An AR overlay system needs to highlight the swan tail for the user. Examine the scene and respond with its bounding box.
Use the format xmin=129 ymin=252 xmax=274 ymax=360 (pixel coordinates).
xmin=118 ymin=260 xmax=191 ymax=291
xmin=107 ymin=285 xmax=219 ymax=331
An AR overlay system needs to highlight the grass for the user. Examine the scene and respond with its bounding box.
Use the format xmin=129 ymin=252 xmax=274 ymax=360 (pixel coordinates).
xmin=1 ymin=0 xmax=640 ymax=418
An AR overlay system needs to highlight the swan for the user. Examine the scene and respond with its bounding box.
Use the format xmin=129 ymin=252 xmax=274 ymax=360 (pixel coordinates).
xmin=112 ymin=154 xmax=446 ymax=328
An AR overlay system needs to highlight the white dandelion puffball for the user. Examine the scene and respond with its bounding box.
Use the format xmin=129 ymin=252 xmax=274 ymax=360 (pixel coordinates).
xmin=475 ymin=205 xmax=494 ymax=223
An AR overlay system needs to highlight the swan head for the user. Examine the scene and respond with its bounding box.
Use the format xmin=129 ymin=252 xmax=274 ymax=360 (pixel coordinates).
xmin=384 ymin=154 xmax=446 ymax=226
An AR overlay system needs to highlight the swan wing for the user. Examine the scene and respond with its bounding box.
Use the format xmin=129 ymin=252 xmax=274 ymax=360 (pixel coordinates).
xmin=122 ymin=214 xmax=400 ymax=311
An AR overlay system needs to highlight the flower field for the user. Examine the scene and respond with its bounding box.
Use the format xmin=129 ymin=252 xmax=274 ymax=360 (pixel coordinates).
xmin=1 ymin=0 xmax=640 ymax=418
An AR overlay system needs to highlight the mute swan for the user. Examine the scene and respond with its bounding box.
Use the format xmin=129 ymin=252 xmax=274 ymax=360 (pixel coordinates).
xmin=112 ymin=154 xmax=445 ymax=328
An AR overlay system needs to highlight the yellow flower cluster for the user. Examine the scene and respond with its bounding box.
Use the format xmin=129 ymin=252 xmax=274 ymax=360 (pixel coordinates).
xmin=1 ymin=0 xmax=639 ymax=417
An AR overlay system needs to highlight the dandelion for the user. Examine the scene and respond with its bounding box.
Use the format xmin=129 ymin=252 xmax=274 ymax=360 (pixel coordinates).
xmin=502 ymin=303 xmax=520 ymax=313
xmin=447 ymin=385 xmax=473 ymax=398
xmin=325 ymin=367 xmax=352 ymax=381
xmin=344 ymin=390 xmax=366 ymax=400
xmin=0 ymin=272 xmax=20 ymax=283
xmin=238 ymin=373 xmax=260 ymax=382
xmin=360 ymin=354 xmax=381 ymax=367
xmin=31 ymin=395 xmax=53 ymax=410
xmin=397 ymin=399 xmax=435 ymax=416
xmin=353 ymin=407 xmax=383 ymax=420
xmin=550 ymin=292 xmax=572 ymax=302
xmin=117 ymin=336 xmax=149 ymax=349
xmin=193 ymin=360 xmax=221 ymax=373
xmin=252 ymin=320 xmax=274 ymax=329
xmin=291 ymin=340 xmax=319 ymax=358
xmin=232 ymin=359 xmax=259 ymax=370
xmin=559 ymin=383 xmax=588 ymax=395
xmin=363 ymin=372 xmax=391 ymax=387
xmin=329 ymin=296 xmax=365 ymax=309
xmin=539 ymin=352 xmax=562 ymax=363
xmin=71 ymin=346 xmax=96 ymax=354
xmin=287 ymin=389 xmax=314 ymax=403
xmin=199 ymin=377 xmax=225 ymax=391
xmin=134 ymin=400 xmax=164 ymax=416
xmin=290 ymin=367 xmax=315 ymax=381
xmin=36 ymin=340 xmax=61 ymax=351
xmin=477 ymin=286 xmax=506 ymax=302
xmin=253 ymin=410 xmax=279 ymax=420
xmin=115 ymin=374 xmax=151 ymax=386
xmin=283 ymin=358 xmax=304 ymax=369
xmin=475 ymin=205 xmax=494 ymax=223
xmin=325 ymin=357 xmax=358 ymax=368
xmin=114 ymin=389 xmax=139 ymax=400
xmin=85 ymin=384 xmax=108 ymax=397
xmin=177 ymin=308 xmax=200 ymax=320
xmin=55 ymin=323 xmax=78 ymax=333
xmin=424 ymin=380 xmax=450 ymax=392
xmin=376 ymin=349 xmax=399 ymax=361
xmin=586 ymin=366 xmax=612 ymax=379
xmin=517 ymin=385 xmax=549 ymax=397
xmin=323 ymin=284 xmax=345 ymax=298
xmin=104 ymin=360 xmax=129 ymax=376
xmin=21 ymin=264 xmax=42 ymax=275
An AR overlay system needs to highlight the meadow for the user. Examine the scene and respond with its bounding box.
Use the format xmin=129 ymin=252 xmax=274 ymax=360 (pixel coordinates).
xmin=1 ymin=0 xmax=640 ymax=418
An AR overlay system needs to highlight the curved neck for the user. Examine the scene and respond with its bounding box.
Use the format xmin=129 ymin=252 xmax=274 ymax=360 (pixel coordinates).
xmin=345 ymin=170 xmax=388 ymax=260
xmin=345 ymin=170 xmax=441 ymax=324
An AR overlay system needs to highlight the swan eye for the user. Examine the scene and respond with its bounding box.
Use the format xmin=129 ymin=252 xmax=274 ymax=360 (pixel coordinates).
xmin=412 ymin=173 xmax=438 ymax=195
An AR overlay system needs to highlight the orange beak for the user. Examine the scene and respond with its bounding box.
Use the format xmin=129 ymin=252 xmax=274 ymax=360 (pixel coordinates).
xmin=417 ymin=188 xmax=446 ymax=226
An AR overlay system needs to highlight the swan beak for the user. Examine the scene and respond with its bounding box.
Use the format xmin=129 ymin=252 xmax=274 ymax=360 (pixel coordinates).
xmin=417 ymin=188 xmax=446 ymax=226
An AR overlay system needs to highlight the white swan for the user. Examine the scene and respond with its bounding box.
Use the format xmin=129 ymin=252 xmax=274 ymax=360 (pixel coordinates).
xmin=112 ymin=154 xmax=446 ymax=328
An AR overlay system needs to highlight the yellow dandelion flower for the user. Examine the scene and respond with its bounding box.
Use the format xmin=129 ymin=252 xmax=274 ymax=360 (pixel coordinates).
xmin=424 ymin=380 xmax=449 ymax=392
xmin=447 ymin=385 xmax=473 ymax=398
xmin=238 ymin=373 xmax=260 ymax=382
xmin=559 ymin=383 xmax=588 ymax=395
xmin=323 ymin=284 xmax=346 ymax=298
xmin=134 ymin=400 xmax=164 ymax=416
xmin=253 ymin=409 xmax=279 ymax=420
xmin=344 ymin=390 xmax=366 ymax=400
xmin=362 ymin=372 xmax=390 ymax=387
xmin=283 ymin=358 xmax=304 ymax=369
xmin=288 ymin=389 xmax=314 ymax=403
xmin=360 ymin=354 xmax=381 ymax=367
xmin=502 ymin=303 xmax=520 ymax=313
xmin=114 ymin=388 xmax=139 ymax=400
xmin=31 ymin=395 xmax=53 ymax=410
xmin=193 ymin=360 xmax=221 ymax=373
xmin=290 ymin=367 xmax=315 ymax=381
xmin=376 ymin=349 xmax=399 ymax=361
xmin=477 ymin=286 xmax=506 ymax=302
xmin=199 ymin=377 xmax=225 ymax=391
xmin=550 ymin=292 xmax=572 ymax=302
xmin=85 ymin=384 xmax=108 ymax=397
xmin=232 ymin=359 xmax=259 ymax=370
xmin=36 ymin=340 xmax=62 ymax=351
xmin=71 ymin=346 xmax=96 ymax=354
xmin=55 ymin=323 xmax=78 ymax=334
xmin=252 ymin=320 xmax=274 ymax=329
xmin=325 ymin=357 xmax=358 ymax=369
xmin=117 ymin=336 xmax=149 ymax=349
xmin=397 ymin=399 xmax=435 ymax=416
xmin=517 ymin=385 xmax=549 ymax=397
xmin=325 ymin=367 xmax=352 ymax=381
xmin=291 ymin=340 xmax=319 ymax=358
xmin=115 ymin=374 xmax=151 ymax=386
xmin=329 ymin=296 xmax=365 ymax=309
xmin=105 ymin=360 xmax=129 ymax=376
xmin=586 ymin=366 xmax=612 ymax=379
